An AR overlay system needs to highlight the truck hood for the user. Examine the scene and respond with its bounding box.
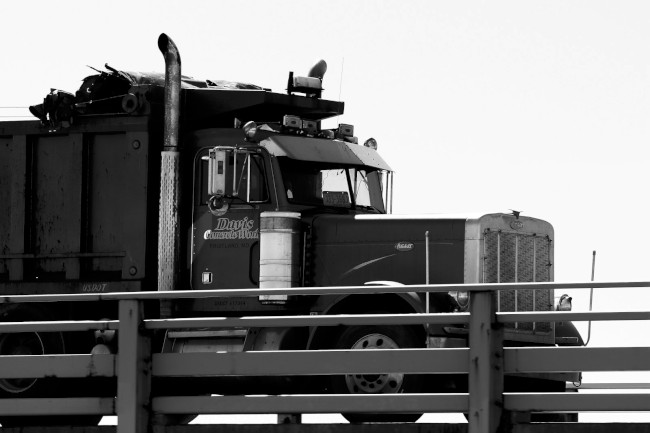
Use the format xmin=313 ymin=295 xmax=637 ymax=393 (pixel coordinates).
xmin=306 ymin=212 xmax=553 ymax=287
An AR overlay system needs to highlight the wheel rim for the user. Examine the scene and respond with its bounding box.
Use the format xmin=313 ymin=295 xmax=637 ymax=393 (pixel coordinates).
xmin=344 ymin=333 xmax=404 ymax=394
xmin=0 ymin=332 xmax=45 ymax=393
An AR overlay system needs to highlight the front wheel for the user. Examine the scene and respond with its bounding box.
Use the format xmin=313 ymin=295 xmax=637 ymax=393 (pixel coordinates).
xmin=329 ymin=324 xmax=424 ymax=423
xmin=504 ymin=377 xmax=578 ymax=424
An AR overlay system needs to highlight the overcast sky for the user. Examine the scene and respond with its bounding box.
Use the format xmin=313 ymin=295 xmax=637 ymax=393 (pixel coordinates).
xmin=2 ymin=0 xmax=649 ymax=424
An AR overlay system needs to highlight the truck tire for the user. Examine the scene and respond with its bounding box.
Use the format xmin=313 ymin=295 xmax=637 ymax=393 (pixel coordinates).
xmin=329 ymin=324 xmax=423 ymax=423
xmin=531 ymin=413 xmax=579 ymax=422
xmin=503 ymin=377 xmax=578 ymax=423
xmin=530 ymin=385 xmax=578 ymax=422
xmin=0 ymin=305 xmax=102 ymax=427
xmin=153 ymin=414 xmax=198 ymax=426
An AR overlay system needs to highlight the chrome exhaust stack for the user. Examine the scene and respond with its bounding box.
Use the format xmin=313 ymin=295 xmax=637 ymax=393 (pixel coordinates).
xmin=157 ymin=33 xmax=182 ymax=316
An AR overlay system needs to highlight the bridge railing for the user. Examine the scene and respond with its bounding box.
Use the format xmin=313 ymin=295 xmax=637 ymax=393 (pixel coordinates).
xmin=0 ymin=281 xmax=648 ymax=432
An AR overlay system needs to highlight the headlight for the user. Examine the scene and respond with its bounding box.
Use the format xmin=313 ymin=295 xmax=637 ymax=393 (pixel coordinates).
xmin=556 ymin=294 xmax=572 ymax=311
xmin=450 ymin=291 xmax=470 ymax=311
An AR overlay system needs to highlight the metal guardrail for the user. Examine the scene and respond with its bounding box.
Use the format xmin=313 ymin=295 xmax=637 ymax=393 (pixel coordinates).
xmin=0 ymin=281 xmax=648 ymax=433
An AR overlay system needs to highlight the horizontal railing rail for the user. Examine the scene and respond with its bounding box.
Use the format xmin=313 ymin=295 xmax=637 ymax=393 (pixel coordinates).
xmin=0 ymin=281 xmax=647 ymax=433
xmin=1 ymin=280 xmax=648 ymax=303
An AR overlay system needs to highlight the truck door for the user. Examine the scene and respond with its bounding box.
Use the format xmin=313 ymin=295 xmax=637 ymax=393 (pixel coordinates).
xmin=191 ymin=148 xmax=271 ymax=290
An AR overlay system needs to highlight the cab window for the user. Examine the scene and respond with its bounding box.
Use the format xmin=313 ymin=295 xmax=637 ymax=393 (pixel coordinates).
xmin=198 ymin=151 xmax=269 ymax=205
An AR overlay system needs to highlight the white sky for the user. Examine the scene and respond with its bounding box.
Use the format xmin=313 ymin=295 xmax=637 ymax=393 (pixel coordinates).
xmin=2 ymin=0 xmax=649 ymax=424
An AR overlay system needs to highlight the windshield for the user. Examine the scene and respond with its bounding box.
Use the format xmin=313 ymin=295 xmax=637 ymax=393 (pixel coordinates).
xmin=278 ymin=157 xmax=387 ymax=213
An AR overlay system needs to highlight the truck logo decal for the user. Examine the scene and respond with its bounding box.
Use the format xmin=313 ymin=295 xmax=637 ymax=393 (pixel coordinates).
xmin=204 ymin=217 xmax=259 ymax=240
xmin=510 ymin=220 xmax=524 ymax=231
xmin=395 ymin=242 xmax=414 ymax=252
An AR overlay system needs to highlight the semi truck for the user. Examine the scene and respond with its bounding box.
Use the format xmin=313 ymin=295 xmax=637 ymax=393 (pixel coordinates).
xmin=0 ymin=34 xmax=583 ymax=426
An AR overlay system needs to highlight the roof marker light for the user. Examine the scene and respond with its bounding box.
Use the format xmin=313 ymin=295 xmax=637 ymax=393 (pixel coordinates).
xmin=283 ymin=115 xmax=302 ymax=129
xmin=335 ymin=124 xmax=357 ymax=143
xmin=319 ymin=130 xmax=335 ymax=139
xmin=302 ymin=119 xmax=318 ymax=135
xmin=337 ymin=124 xmax=354 ymax=137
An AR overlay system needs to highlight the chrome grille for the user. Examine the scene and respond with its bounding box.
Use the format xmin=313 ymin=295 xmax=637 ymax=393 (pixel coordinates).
xmin=483 ymin=230 xmax=553 ymax=334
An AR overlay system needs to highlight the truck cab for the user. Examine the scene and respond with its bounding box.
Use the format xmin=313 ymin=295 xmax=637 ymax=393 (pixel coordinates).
xmin=187 ymin=127 xmax=392 ymax=302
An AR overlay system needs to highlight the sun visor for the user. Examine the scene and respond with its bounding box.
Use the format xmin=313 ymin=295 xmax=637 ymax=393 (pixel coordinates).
xmin=261 ymin=135 xmax=391 ymax=170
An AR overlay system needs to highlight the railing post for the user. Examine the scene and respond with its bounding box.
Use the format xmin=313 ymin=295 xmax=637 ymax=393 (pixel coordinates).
xmin=468 ymin=290 xmax=504 ymax=433
xmin=117 ymin=299 xmax=152 ymax=433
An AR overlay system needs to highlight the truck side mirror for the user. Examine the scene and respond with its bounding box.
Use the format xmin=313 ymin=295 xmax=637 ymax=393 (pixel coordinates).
xmin=206 ymin=147 xmax=267 ymax=211
xmin=208 ymin=148 xmax=227 ymax=197
xmin=207 ymin=148 xmax=229 ymax=216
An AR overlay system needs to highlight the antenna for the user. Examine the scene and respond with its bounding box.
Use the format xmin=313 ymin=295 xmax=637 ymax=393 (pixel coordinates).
xmin=584 ymin=250 xmax=596 ymax=346
xmin=425 ymin=230 xmax=430 ymax=348
xmin=336 ymin=57 xmax=344 ymax=124
xmin=338 ymin=57 xmax=344 ymax=102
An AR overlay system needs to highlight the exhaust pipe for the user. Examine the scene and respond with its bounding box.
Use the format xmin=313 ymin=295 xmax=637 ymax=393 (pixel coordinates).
xmin=158 ymin=33 xmax=181 ymax=151
xmin=157 ymin=33 xmax=182 ymax=317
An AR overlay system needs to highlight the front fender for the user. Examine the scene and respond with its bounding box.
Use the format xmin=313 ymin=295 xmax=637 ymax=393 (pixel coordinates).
xmin=307 ymin=282 xmax=458 ymax=349
xmin=311 ymin=282 xmax=426 ymax=316
xmin=555 ymin=321 xmax=585 ymax=346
